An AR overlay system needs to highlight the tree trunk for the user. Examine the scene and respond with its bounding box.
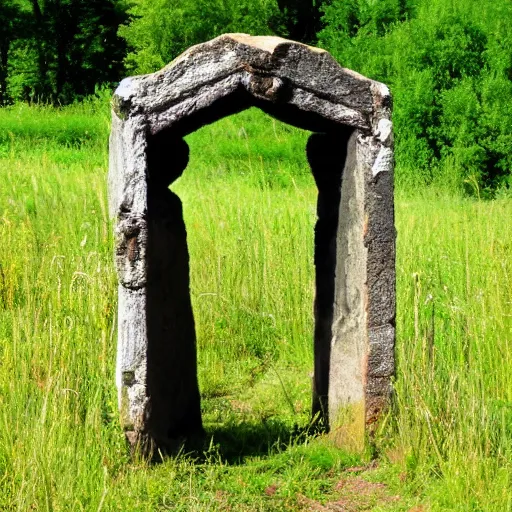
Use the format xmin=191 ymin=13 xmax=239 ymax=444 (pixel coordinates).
xmin=30 ymin=0 xmax=53 ymax=101
xmin=0 ymin=40 xmax=9 ymax=105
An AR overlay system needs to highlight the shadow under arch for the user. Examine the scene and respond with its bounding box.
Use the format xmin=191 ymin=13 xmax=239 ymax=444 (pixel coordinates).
xmin=109 ymin=34 xmax=395 ymax=456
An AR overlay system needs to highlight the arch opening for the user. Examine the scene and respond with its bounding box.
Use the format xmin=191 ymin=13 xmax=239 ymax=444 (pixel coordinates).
xmin=143 ymin=99 xmax=355 ymax=450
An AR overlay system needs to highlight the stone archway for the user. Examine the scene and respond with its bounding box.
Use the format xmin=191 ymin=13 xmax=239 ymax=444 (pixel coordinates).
xmin=109 ymin=34 xmax=395 ymax=453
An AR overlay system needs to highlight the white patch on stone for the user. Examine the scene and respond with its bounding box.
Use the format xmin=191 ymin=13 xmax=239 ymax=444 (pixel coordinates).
xmin=376 ymin=119 xmax=393 ymax=145
xmin=115 ymin=78 xmax=135 ymax=100
xmin=372 ymin=146 xmax=393 ymax=177
xmin=374 ymin=82 xmax=390 ymax=99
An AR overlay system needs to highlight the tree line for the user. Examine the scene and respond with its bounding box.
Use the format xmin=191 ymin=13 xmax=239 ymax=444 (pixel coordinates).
xmin=1 ymin=0 xmax=129 ymax=105
xmin=0 ymin=0 xmax=322 ymax=104
xmin=1 ymin=0 xmax=511 ymax=193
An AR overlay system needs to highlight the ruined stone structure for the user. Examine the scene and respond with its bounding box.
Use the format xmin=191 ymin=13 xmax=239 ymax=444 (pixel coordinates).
xmin=109 ymin=34 xmax=395 ymax=453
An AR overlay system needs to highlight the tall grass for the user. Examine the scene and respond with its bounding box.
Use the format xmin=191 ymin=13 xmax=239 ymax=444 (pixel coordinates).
xmin=0 ymin=99 xmax=511 ymax=510
xmin=393 ymin=194 xmax=512 ymax=508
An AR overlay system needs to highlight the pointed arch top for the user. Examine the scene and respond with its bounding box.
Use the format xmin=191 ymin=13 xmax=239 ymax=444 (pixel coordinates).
xmin=112 ymin=33 xmax=391 ymax=136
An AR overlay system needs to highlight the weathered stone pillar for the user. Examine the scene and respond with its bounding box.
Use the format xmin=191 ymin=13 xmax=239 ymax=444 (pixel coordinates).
xmin=326 ymin=122 xmax=396 ymax=449
xmin=108 ymin=33 xmax=395 ymax=454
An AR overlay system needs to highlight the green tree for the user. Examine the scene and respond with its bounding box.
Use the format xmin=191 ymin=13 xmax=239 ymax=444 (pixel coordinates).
xmin=0 ymin=1 xmax=28 ymax=104
xmin=319 ymin=0 xmax=512 ymax=193
xmin=119 ymin=0 xmax=280 ymax=74
xmin=7 ymin=0 xmax=131 ymax=103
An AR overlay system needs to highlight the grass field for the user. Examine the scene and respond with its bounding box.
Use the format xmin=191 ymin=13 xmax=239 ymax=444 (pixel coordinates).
xmin=0 ymin=98 xmax=511 ymax=511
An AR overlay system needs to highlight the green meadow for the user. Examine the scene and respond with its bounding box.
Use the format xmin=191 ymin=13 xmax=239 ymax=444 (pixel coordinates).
xmin=0 ymin=99 xmax=511 ymax=511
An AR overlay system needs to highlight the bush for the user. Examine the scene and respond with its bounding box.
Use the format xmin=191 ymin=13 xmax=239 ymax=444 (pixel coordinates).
xmin=319 ymin=0 xmax=512 ymax=195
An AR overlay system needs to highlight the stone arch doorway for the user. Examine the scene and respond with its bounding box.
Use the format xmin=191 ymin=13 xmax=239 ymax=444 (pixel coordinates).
xmin=109 ymin=34 xmax=395 ymax=454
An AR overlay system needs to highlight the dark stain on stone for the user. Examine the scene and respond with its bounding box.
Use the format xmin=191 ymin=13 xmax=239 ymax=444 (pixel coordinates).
xmin=127 ymin=235 xmax=139 ymax=262
xmin=122 ymin=370 xmax=135 ymax=386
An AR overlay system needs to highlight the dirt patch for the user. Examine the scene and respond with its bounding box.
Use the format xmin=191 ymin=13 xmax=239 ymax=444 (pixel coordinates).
xmin=332 ymin=477 xmax=400 ymax=510
xmin=295 ymin=476 xmax=400 ymax=511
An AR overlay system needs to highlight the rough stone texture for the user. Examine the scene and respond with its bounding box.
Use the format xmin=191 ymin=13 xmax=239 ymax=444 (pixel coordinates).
xmin=328 ymin=130 xmax=367 ymax=445
xmin=108 ymin=33 xmax=396 ymax=453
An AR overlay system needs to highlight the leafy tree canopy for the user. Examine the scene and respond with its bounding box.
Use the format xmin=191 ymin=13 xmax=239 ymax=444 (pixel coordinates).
xmin=119 ymin=0 xmax=280 ymax=74
xmin=319 ymin=0 xmax=512 ymax=193
xmin=5 ymin=0 xmax=131 ymax=104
